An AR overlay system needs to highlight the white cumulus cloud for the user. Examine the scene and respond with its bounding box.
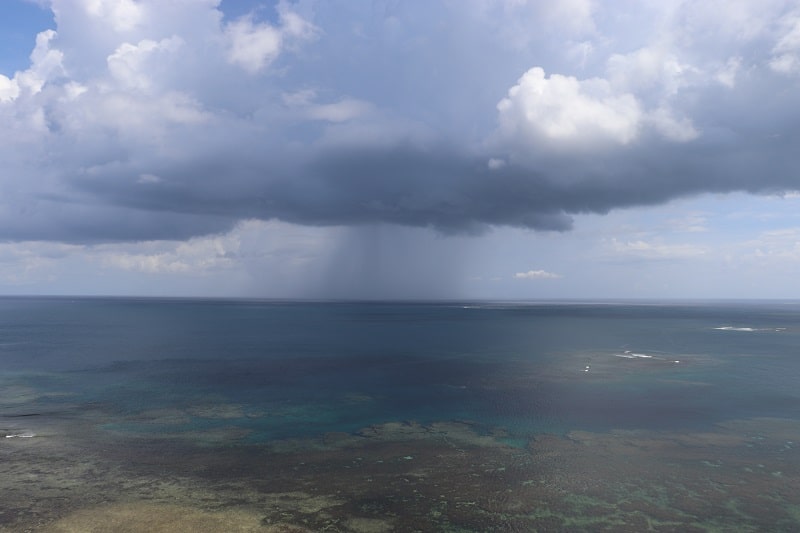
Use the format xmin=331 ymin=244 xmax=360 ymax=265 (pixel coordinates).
xmin=224 ymin=6 xmax=317 ymax=74
xmin=0 ymin=75 xmax=20 ymax=103
xmin=78 ymin=0 xmax=142 ymax=33
xmin=514 ymin=269 xmax=562 ymax=280
xmin=497 ymin=67 xmax=641 ymax=147
xmin=107 ymin=36 xmax=183 ymax=92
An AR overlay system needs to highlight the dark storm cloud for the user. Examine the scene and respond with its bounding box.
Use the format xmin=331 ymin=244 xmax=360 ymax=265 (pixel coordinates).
xmin=63 ymin=122 xmax=800 ymax=243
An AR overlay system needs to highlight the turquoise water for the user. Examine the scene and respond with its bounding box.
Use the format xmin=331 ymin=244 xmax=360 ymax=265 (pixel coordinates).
xmin=2 ymin=298 xmax=800 ymax=530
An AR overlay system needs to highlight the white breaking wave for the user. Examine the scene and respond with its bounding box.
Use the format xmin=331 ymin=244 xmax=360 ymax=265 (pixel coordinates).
xmin=4 ymin=433 xmax=36 ymax=439
xmin=614 ymin=350 xmax=654 ymax=359
xmin=714 ymin=326 xmax=787 ymax=332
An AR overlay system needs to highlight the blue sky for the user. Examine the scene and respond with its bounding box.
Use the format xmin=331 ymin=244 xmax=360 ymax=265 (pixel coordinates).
xmin=2 ymin=0 xmax=800 ymax=299
xmin=0 ymin=1 xmax=53 ymax=73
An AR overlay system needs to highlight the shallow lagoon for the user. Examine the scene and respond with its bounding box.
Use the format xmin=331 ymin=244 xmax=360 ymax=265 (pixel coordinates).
xmin=2 ymin=298 xmax=800 ymax=531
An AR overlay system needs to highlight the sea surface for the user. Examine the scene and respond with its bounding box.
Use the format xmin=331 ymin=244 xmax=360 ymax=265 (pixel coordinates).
xmin=2 ymin=297 xmax=800 ymax=531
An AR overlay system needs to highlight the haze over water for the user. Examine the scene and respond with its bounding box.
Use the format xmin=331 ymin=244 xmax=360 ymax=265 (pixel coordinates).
xmin=2 ymin=297 xmax=800 ymax=531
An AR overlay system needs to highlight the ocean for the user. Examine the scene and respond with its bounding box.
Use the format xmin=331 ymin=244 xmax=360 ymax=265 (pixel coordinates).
xmin=2 ymin=297 xmax=800 ymax=531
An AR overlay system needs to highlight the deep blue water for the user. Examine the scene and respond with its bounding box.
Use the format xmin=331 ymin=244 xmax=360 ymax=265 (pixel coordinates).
xmin=2 ymin=297 xmax=800 ymax=442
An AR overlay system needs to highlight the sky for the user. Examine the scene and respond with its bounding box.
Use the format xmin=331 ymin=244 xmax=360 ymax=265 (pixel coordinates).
xmin=1 ymin=0 xmax=800 ymax=300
